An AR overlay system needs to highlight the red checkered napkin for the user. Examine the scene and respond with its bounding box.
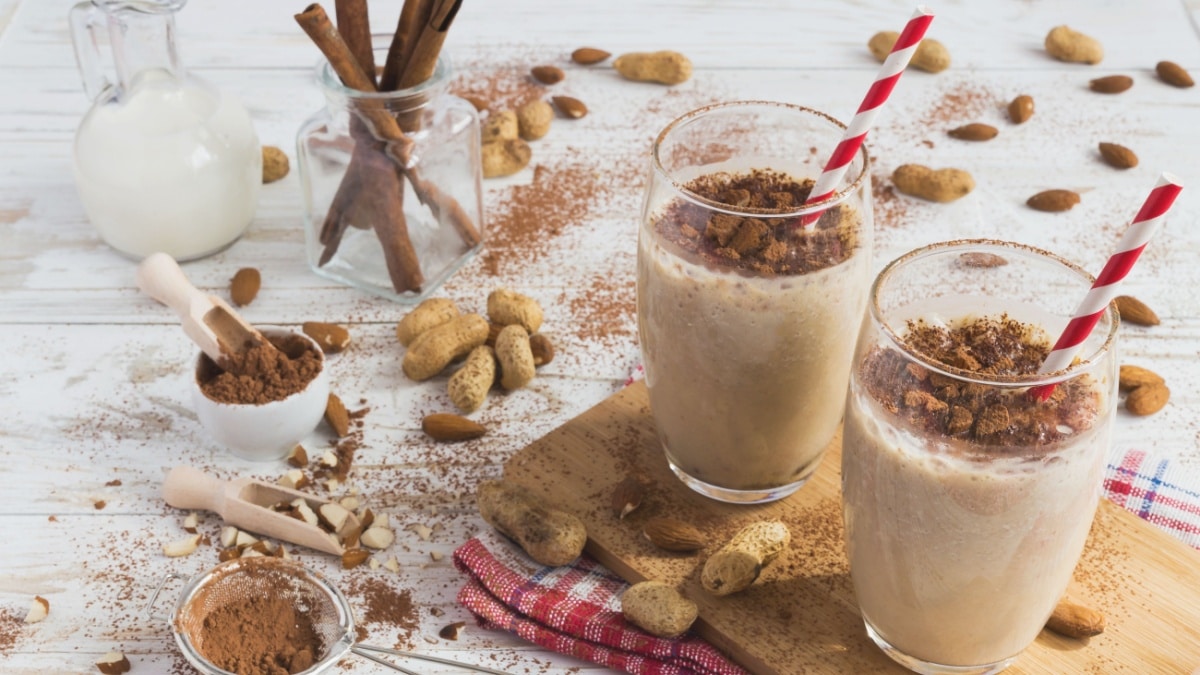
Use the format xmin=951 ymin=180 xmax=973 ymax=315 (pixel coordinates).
xmin=453 ymin=530 xmax=748 ymax=675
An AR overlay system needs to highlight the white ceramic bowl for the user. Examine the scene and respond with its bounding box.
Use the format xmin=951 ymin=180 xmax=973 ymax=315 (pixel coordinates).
xmin=189 ymin=328 xmax=329 ymax=461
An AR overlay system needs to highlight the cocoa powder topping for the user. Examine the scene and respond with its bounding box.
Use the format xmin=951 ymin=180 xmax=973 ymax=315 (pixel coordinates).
xmin=652 ymin=169 xmax=860 ymax=275
xmin=198 ymin=334 xmax=322 ymax=405
xmin=859 ymin=315 xmax=1102 ymax=449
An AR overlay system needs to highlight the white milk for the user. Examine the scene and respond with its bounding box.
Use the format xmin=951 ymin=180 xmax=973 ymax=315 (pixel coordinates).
xmin=73 ymin=70 xmax=261 ymax=260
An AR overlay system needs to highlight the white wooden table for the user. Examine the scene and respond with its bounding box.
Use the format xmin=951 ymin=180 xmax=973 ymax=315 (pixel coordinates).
xmin=2 ymin=0 xmax=1199 ymax=673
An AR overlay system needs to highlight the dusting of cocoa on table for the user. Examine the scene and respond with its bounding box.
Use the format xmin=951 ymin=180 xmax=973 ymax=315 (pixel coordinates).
xmin=653 ymin=169 xmax=860 ymax=275
xmin=859 ymin=315 xmax=1102 ymax=451
xmin=197 ymin=593 xmax=322 ymax=675
xmin=197 ymin=333 xmax=321 ymax=405
xmin=0 ymin=609 xmax=19 ymax=655
xmin=345 ymin=576 xmax=419 ymax=648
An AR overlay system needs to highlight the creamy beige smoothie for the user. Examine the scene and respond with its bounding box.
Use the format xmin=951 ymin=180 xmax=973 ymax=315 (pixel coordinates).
xmin=842 ymin=309 xmax=1111 ymax=669
xmin=638 ymin=168 xmax=869 ymax=498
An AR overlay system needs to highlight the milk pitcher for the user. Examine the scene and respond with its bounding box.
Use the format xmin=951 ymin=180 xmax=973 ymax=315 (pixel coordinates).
xmin=70 ymin=0 xmax=261 ymax=261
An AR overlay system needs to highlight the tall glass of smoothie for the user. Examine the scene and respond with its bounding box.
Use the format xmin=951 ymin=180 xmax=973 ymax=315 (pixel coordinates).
xmin=638 ymin=101 xmax=872 ymax=504
xmin=842 ymin=240 xmax=1119 ymax=674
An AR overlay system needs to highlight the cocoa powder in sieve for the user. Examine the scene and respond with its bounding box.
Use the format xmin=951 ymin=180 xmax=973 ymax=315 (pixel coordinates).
xmin=197 ymin=333 xmax=322 ymax=405
xmin=197 ymin=593 xmax=323 ymax=675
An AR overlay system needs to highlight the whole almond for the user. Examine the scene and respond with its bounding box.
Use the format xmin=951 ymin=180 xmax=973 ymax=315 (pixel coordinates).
xmin=462 ymin=95 xmax=488 ymax=112
xmin=230 ymin=267 xmax=260 ymax=306
xmin=1157 ymin=60 xmax=1194 ymax=88
xmin=610 ymin=476 xmax=645 ymax=520
xmin=1008 ymin=95 xmax=1034 ymax=124
xmin=1098 ymin=142 xmax=1138 ymax=170
xmin=571 ymin=47 xmax=611 ymax=65
xmin=1045 ymin=599 xmax=1105 ymax=639
xmin=959 ymin=252 xmax=1008 ymax=268
xmin=1119 ymin=365 xmax=1164 ymax=392
xmin=643 ymin=518 xmax=707 ymax=552
xmin=1089 ymin=75 xmax=1133 ymax=94
xmin=552 ymin=95 xmax=588 ymax=119
xmin=529 ymin=333 xmax=555 ymax=366
xmin=1126 ymin=383 xmax=1170 ymax=416
xmin=325 ymin=394 xmax=350 ymax=437
xmin=531 ymin=65 xmax=565 ymax=85
xmin=947 ymin=123 xmax=998 ymax=141
xmin=302 ymin=321 xmax=351 ymax=353
xmin=1026 ymin=189 xmax=1080 ymax=212
xmin=1113 ymin=295 xmax=1159 ymax=326
xmin=341 ymin=548 xmax=370 ymax=569
xmin=422 ymin=413 xmax=486 ymax=442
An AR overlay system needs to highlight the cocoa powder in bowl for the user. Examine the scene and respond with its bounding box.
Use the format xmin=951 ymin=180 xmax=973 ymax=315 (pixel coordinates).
xmin=197 ymin=332 xmax=323 ymax=405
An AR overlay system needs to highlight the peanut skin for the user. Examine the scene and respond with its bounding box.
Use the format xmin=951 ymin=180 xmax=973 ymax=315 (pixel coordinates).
xmin=487 ymin=288 xmax=543 ymax=334
xmin=1044 ymin=25 xmax=1103 ymax=65
xmin=701 ymin=521 xmax=790 ymax=596
xmin=868 ymin=31 xmax=950 ymax=73
xmin=396 ymin=297 xmax=459 ymax=346
xmin=448 ymin=345 xmax=496 ymax=413
xmin=402 ymin=313 xmax=488 ymax=381
xmin=477 ymin=480 xmax=586 ymax=566
xmin=482 ymin=139 xmax=532 ymax=178
xmin=621 ymin=581 xmax=697 ymax=638
xmin=892 ymin=164 xmax=974 ymax=203
xmin=613 ymin=50 xmax=692 ymax=85
xmin=495 ymin=324 xmax=536 ymax=390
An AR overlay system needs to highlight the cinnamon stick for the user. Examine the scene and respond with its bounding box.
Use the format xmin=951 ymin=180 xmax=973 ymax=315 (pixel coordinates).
xmin=297 ymin=3 xmax=481 ymax=285
xmin=297 ymin=4 xmax=421 ymax=292
xmin=334 ymin=0 xmax=374 ymax=82
xmin=379 ymin=0 xmax=427 ymax=91
xmin=397 ymin=0 xmax=461 ymax=89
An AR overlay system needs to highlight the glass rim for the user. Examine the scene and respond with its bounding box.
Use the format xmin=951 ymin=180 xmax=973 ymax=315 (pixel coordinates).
xmin=650 ymin=100 xmax=871 ymax=218
xmin=869 ymin=239 xmax=1119 ymax=388
xmin=316 ymin=53 xmax=451 ymax=101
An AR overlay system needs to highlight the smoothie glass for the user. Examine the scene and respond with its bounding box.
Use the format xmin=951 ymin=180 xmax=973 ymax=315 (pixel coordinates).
xmin=637 ymin=101 xmax=873 ymax=504
xmin=842 ymin=240 xmax=1119 ymax=674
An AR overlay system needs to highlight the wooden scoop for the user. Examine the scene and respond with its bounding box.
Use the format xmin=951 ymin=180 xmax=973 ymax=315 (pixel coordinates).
xmin=162 ymin=466 xmax=361 ymax=556
xmin=136 ymin=252 xmax=273 ymax=370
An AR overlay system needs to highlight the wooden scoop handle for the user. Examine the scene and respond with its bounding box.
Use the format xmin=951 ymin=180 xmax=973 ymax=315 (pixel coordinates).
xmin=162 ymin=465 xmax=230 ymax=517
xmin=136 ymin=253 xmax=224 ymax=364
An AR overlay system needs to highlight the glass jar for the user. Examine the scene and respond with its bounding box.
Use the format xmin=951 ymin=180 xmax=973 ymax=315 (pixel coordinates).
xmin=637 ymin=101 xmax=873 ymax=504
xmin=69 ymin=0 xmax=261 ymax=261
xmin=842 ymin=240 xmax=1118 ymax=674
xmin=297 ymin=56 xmax=483 ymax=302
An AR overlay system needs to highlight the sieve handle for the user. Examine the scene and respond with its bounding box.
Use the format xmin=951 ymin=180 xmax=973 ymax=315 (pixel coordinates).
xmin=352 ymin=644 xmax=516 ymax=674
xmin=162 ymin=466 xmax=229 ymax=516
xmin=145 ymin=571 xmax=188 ymax=623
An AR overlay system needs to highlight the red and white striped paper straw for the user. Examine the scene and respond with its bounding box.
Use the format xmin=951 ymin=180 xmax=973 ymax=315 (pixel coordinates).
xmin=800 ymin=5 xmax=934 ymax=226
xmin=1031 ymin=172 xmax=1183 ymax=401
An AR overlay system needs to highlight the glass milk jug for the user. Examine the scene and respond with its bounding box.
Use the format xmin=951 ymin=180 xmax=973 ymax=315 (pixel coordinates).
xmin=70 ymin=0 xmax=261 ymax=261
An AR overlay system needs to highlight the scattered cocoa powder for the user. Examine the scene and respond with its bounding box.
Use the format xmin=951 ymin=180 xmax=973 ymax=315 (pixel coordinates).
xmin=652 ymin=169 xmax=860 ymax=275
xmin=196 ymin=593 xmax=322 ymax=675
xmin=345 ymin=576 xmax=419 ymax=649
xmin=0 ymin=609 xmax=19 ymax=655
xmin=859 ymin=315 xmax=1102 ymax=449
xmin=198 ymin=333 xmax=322 ymax=405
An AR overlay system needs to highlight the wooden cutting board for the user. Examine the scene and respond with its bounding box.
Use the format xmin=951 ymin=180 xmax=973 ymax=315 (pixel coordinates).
xmin=503 ymin=382 xmax=1200 ymax=674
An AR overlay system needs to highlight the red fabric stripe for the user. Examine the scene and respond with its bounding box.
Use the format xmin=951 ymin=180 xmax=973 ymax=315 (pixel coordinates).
xmin=1093 ymin=245 xmax=1145 ymax=288
xmin=892 ymin=15 xmax=935 ymax=51
xmin=857 ymin=73 xmax=901 ymax=113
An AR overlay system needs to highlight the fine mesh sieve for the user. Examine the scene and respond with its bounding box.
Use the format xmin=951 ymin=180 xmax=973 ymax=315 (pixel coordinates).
xmin=150 ymin=556 xmax=513 ymax=675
